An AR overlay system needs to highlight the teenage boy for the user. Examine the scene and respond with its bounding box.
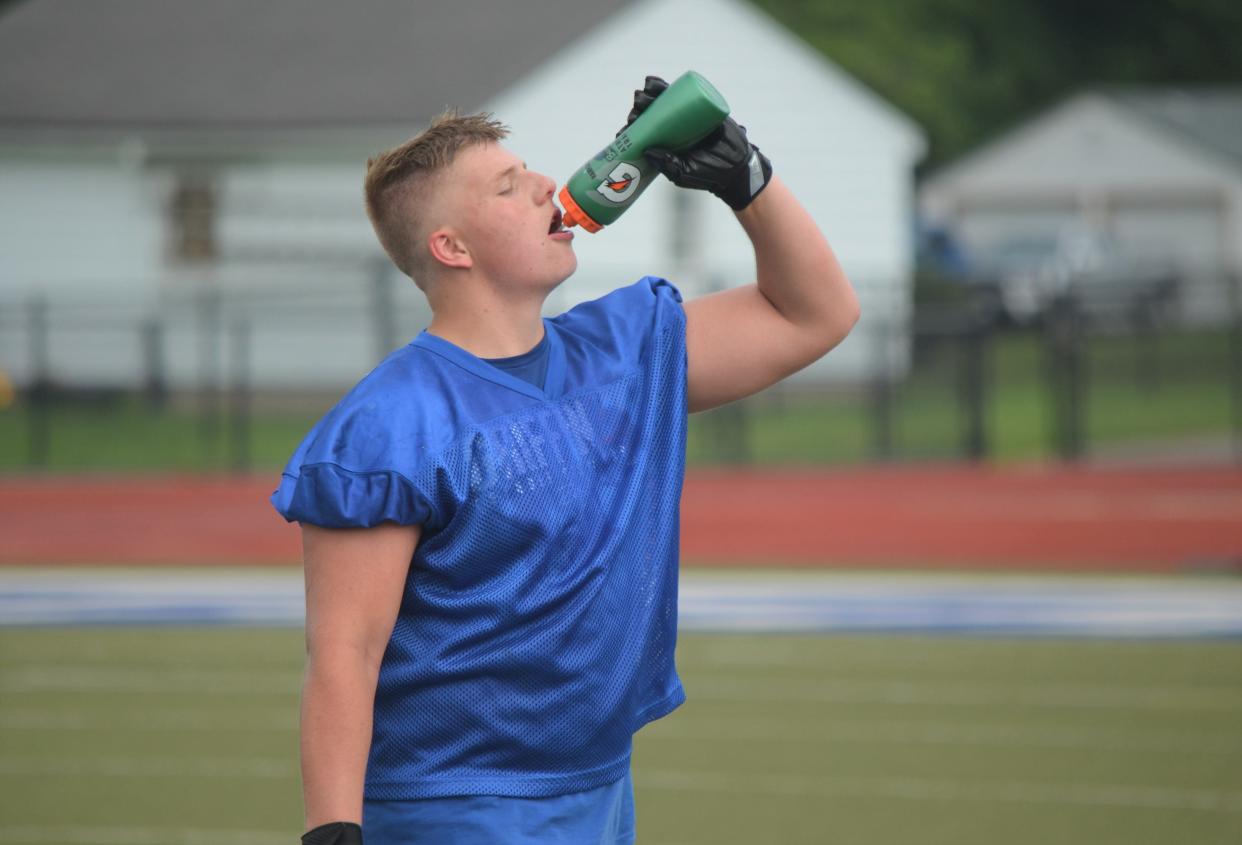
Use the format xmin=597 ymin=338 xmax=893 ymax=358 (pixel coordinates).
xmin=273 ymin=75 xmax=859 ymax=845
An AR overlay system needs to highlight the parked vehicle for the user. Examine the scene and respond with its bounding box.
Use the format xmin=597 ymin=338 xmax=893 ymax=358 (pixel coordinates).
xmin=953 ymin=229 xmax=1180 ymax=328
xmin=914 ymin=223 xmax=1007 ymax=326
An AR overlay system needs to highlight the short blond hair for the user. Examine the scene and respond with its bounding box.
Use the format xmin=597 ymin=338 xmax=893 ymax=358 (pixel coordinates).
xmin=364 ymin=111 xmax=509 ymax=284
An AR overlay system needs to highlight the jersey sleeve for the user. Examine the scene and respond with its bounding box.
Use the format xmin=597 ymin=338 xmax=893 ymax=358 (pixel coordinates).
xmin=551 ymin=276 xmax=685 ymax=369
xmin=607 ymin=276 xmax=685 ymax=330
xmin=269 ymin=384 xmax=437 ymax=529
xmin=271 ymin=462 xmax=432 ymax=529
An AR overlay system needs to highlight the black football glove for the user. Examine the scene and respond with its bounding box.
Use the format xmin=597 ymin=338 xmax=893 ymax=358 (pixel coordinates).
xmin=616 ymin=74 xmax=669 ymax=137
xmin=618 ymin=75 xmax=773 ymax=212
xmin=302 ymin=822 xmax=363 ymax=845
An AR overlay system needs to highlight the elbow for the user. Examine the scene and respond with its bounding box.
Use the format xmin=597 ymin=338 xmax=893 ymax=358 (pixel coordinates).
xmin=843 ymin=292 xmax=862 ymax=332
xmin=812 ymin=289 xmax=860 ymax=358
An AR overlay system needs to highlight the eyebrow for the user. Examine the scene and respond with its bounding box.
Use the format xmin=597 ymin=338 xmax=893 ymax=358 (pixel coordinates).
xmin=494 ymin=162 xmax=527 ymax=185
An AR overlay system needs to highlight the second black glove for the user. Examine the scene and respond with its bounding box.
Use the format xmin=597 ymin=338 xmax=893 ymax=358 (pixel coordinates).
xmin=645 ymin=118 xmax=773 ymax=211
xmin=302 ymin=821 xmax=363 ymax=845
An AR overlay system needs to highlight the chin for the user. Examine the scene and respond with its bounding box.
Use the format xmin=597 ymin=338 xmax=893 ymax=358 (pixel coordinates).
xmin=544 ymin=266 xmax=576 ymax=295
xmin=549 ymin=255 xmax=578 ymax=288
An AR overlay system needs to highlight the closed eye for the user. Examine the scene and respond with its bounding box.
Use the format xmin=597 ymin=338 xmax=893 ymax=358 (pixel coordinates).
xmin=495 ymin=162 xmax=526 ymax=195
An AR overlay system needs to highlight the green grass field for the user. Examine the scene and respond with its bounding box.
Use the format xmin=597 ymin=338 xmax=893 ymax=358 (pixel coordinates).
xmin=2 ymin=627 xmax=1239 ymax=844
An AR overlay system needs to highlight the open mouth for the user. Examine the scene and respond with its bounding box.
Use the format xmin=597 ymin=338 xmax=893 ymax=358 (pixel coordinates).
xmin=549 ymin=206 xmax=566 ymax=235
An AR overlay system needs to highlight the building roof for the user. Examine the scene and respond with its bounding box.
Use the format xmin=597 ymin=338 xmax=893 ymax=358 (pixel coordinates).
xmin=1105 ymin=87 xmax=1242 ymax=166
xmin=0 ymin=0 xmax=628 ymax=133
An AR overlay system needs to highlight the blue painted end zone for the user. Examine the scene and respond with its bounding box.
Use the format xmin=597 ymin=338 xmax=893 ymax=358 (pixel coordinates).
xmin=3 ymin=571 xmax=1242 ymax=638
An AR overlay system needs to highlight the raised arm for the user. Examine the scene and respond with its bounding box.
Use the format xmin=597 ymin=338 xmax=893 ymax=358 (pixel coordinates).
xmin=300 ymin=521 xmax=420 ymax=841
xmin=683 ymin=174 xmax=858 ymax=411
xmin=630 ymin=76 xmax=861 ymax=412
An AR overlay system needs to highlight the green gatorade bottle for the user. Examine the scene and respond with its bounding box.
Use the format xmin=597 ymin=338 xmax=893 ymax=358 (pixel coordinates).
xmin=558 ymin=71 xmax=730 ymax=232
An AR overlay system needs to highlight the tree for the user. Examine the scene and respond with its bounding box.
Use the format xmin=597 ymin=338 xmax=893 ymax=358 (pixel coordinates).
xmin=753 ymin=0 xmax=1242 ymax=171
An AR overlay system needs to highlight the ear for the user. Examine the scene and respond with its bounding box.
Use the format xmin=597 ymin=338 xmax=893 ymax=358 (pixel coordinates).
xmin=427 ymin=227 xmax=472 ymax=271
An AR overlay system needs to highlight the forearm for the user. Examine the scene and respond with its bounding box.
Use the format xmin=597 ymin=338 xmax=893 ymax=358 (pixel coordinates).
xmin=735 ymin=175 xmax=860 ymax=340
xmin=300 ymin=652 xmax=381 ymax=829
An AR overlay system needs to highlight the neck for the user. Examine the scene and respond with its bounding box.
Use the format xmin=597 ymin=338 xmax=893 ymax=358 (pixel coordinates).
xmin=425 ymin=273 xmax=550 ymax=359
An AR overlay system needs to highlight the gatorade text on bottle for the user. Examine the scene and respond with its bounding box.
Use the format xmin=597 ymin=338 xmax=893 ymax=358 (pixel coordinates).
xmin=558 ymin=71 xmax=730 ymax=232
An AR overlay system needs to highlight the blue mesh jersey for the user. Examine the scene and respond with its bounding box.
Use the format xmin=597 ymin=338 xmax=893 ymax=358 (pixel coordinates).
xmin=271 ymin=277 xmax=688 ymax=801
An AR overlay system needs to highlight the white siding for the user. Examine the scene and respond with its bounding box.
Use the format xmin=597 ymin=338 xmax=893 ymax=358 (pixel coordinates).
xmin=921 ymin=93 xmax=1242 ymax=277
xmin=1 ymin=0 xmax=924 ymax=389
xmin=0 ymin=154 xmax=429 ymax=390
xmin=215 ymin=161 xmax=379 ymax=265
xmin=486 ymin=0 xmax=924 ymax=382
xmin=211 ymin=160 xmax=433 ymax=389
xmin=0 ymin=157 xmax=165 ymax=298
xmin=0 ymin=156 xmax=166 ymax=387
xmin=925 ymin=95 xmax=1237 ymax=199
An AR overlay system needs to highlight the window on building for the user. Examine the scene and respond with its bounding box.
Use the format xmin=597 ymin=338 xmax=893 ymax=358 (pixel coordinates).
xmin=169 ymin=173 xmax=217 ymax=262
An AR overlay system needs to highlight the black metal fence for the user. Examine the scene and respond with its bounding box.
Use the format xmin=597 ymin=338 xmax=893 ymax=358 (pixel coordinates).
xmin=689 ymin=270 xmax=1240 ymax=466
xmin=1 ymin=271 xmax=1238 ymax=470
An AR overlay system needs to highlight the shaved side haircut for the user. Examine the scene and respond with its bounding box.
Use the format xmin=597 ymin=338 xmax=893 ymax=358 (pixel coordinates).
xmin=364 ymin=111 xmax=509 ymax=286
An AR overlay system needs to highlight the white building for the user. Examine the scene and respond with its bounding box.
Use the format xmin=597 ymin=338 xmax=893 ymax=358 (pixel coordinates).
xmin=0 ymin=0 xmax=924 ymax=392
xmin=920 ymin=88 xmax=1242 ymax=323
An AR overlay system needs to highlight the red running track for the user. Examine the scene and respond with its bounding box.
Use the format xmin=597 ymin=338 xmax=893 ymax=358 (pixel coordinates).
xmin=1 ymin=465 xmax=1240 ymax=570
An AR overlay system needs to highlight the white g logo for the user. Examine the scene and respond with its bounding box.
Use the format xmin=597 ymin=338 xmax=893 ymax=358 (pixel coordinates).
xmin=595 ymin=162 xmax=642 ymax=204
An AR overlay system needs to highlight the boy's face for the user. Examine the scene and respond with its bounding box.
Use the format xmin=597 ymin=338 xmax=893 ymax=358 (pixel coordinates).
xmin=438 ymin=141 xmax=577 ymax=294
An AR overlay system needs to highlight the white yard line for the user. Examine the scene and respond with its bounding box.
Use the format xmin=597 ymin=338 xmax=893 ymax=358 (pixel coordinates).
xmin=638 ymin=769 xmax=1242 ymax=813
xmin=642 ymin=716 xmax=1242 ymax=755
xmin=0 ymin=825 xmax=288 ymax=845
xmin=0 ymin=756 xmax=293 ymax=779
xmin=685 ymin=671 xmax=1242 ymax=710
xmin=684 ymin=675 xmax=1242 ymax=711
xmin=4 ymin=755 xmax=1238 ymax=815
xmin=687 ymin=636 xmax=1205 ymax=668
xmin=4 ymin=663 xmax=1236 ymax=712
xmin=6 ymin=707 xmax=1238 ymax=756
xmin=0 ymin=709 xmax=295 ymax=732
xmin=0 ymin=666 xmax=301 ymax=695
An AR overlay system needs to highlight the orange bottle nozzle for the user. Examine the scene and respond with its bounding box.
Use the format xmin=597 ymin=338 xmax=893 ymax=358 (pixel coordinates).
xmin=557 ymin=185 xmax=603 ymax=233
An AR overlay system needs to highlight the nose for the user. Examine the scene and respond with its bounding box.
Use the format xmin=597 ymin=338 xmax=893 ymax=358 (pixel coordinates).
xmin=533 ymin=170 xmax=556 ymax=202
